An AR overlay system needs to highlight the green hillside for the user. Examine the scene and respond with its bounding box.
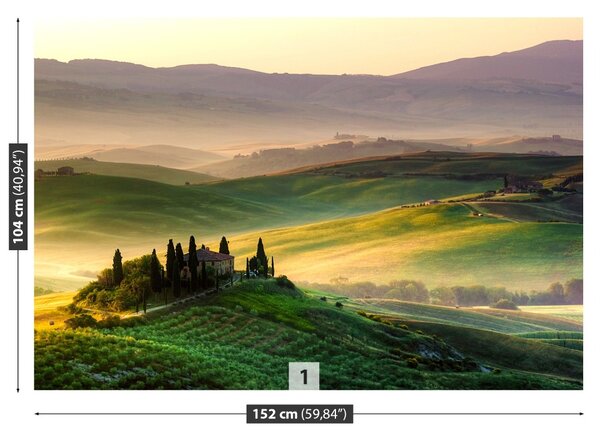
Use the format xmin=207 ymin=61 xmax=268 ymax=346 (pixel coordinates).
xmin=296 ymin=153 xmax=582 ymax=178
xmin=472 ymin=200 xmax=582 ymax=223
xmin=203 ymin=172 xmax=502 ymax=213
xmin=231 ymin=203 xmax=582 ymax=290
xmin=402 ymin=321 xmax=582 ymax=380
xmin=347 ymin=299 xmax=582 ymax=334
xmin=34 ymin=173 xmax=502 ymax=290
xmin=35 ymin=159 xmax=217 ymax=185
xmin=34 ymin=280 xmax=581 ymax=389
xmin=34 ymin=153 xmax=583 ymax=291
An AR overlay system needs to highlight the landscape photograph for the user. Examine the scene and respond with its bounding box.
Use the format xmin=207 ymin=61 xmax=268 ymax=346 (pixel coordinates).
xmin=34 ymin=18 xmax=583 ymax=390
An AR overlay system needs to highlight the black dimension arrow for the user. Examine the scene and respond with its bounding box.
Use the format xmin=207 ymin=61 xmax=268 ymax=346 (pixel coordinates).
xmin=354 ymin=412 xmax=583 ymax=416
xmin=36 ymin=413 xmax=246 ymax=416
xmin=36 ymin=412 xmax=582 ymax=416
xmin=15 ymin=17 xmax=21 ymax=394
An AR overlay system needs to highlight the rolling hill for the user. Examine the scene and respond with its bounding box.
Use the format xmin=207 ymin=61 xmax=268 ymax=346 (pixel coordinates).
xmin=34 ymin=153 xmax=582 ymax=290
xmin=36 ymin=153 xmax=582 ymax=290
xmin=349 ymin=299 xmax=582 ymax=334
xmin=473 ymin=136 xmax=583 ymax=155
xmin=35 ymin=158 xmax=217 ymax=185
xmin=36 ymin=144 xmax=224 ymax=168
xmin=35 ymin=40 xmax=583 ymax=149
xmin=35 ymin=171 xmax=501 ymax=290
xmin=229 ymin=203 xmax=582 ymax=290
xmin=395 ymin=40 xmax=582 ymax=85
xmin=289 ymin=151 xmax=582 ymax=177
xmin=34 ymin=279 xmax=582 ymax=389
xmin=190 ymin=139 xmax=459 ymax=178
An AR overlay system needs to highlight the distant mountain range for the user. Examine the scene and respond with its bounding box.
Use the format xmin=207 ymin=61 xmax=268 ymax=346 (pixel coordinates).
xmin=35 ymin=40 xmax=583 ymax=156
xmin=395 ymin=40 xmax=582 ymax=84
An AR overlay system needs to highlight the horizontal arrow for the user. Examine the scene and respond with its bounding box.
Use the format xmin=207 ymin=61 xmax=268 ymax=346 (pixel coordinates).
xmin=355 ymin=412 xmax=583 ymax=416
xmin=36 ymin=412 xmax=582 ymax=416
xmin=36 ymin=412 xmax=245 ymax=416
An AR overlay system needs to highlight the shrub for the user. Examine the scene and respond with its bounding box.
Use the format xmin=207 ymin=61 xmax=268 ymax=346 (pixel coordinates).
xmin=97 ymin=315 xmax=121 ymax=328
xmin=64 ymin=314 xmax=97 ymax=329
xmin=335 ymin=301 xmax=343 ymax=308
xmin=406 ymin=357 xmax=419 ymax=369
xmin=275 ymin=275 xmax=295 ymax=289
xmin=491 ymin=299 xmax=519 ymax=310
xmin=320 ymin=296 xmax=327 ymax=302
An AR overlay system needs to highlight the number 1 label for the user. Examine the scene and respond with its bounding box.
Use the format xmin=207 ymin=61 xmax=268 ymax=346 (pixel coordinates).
xmin=289 ymin=362 xmax=319 ymax=390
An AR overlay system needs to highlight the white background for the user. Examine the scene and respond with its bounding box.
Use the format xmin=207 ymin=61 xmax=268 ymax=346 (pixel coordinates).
xmin=0 ymin=1 xmax=597 ymax=436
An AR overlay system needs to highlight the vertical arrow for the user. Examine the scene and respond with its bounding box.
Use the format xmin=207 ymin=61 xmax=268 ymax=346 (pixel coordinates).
xmin=16 ymin=18 xmax=20 ymax=145
xmin=16 ymin=17 xmax=20 ymax=393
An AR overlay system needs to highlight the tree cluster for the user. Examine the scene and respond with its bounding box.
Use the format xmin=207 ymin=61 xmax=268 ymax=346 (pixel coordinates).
xmin=247 ymin=237 xmax=273 ymax=279
xmin=298 ymin=278 xmax=583 ymax=307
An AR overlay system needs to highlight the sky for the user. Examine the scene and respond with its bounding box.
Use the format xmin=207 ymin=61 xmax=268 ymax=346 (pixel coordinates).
xmin=35 ymin=18 xmax=582 ymax=75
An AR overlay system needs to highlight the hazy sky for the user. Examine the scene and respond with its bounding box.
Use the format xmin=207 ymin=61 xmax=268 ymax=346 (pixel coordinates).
xmin=35 ymin=18 xmax=582 ymax=75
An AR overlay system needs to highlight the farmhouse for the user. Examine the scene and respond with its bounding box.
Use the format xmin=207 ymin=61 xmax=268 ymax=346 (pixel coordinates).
xmin=504 ymin=175 xmax=543 ymax=193
xmin=184 ymin=247 xmax=235 ymax=274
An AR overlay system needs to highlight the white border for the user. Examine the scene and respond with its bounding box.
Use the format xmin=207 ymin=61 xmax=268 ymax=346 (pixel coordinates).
xmin=0 ymin=1 xmax=597 ymax=436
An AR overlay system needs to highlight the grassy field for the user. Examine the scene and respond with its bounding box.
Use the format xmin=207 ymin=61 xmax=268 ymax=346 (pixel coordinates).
xmin=345 ymin=299 xmax=582 ymax=334
xmin=230 ymin=203 xmax=582 ymax=290
xmin=515 ymin=331 xmax=583 ymax=350
xmin=33 ymin=291 xmax=120 ymax=330
xmin=34 ymin=291 xmax=76 ymax=330
xmin=298 ymin=153 xmax=582 ymax=178
xmin=35 ymin=159 xmax=217 ymax=185
xmin=472 ymin=199 xmax=582 ymax=223
xmin=34 ymin=153 xmax=583 ymax=292
xmin=518 ymin=305 xmax=583 ymax=323
xmin=35 ymin=173 xmax=502 ymax=290
xmin=34 ymin=279 xmax=582 ymax=389
xmin=402 ymin=320 xmax=582 ymax=379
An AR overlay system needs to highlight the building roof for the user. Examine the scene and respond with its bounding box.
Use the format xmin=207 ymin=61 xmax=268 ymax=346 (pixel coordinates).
xmin=184 ymin=248 xmax=234 ymax=263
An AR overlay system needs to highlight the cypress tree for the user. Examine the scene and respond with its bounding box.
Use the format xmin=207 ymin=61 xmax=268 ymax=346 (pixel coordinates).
xmin=188 ymin=235 xmax=199 ymax=293
xmin=246 ymin=257 xmax=250 ymax=279
xmin=175 ymin=243 xmax=185 ymax=271
xmin=172 ymin=258 xmax=181 ymax=299
xmin=249 ymin=256 xmax=258 ymax=272
xmin=150 ymin=249 xmax=162 ymax=294
xmin=264 ymin=256 xmax=269 ymax=278
xmin=113 ymin=249 xmax=124 ymax=286
xmin=161 ymin=266 xmax=167 ymax=305
xmin=271 ymin=256 xmax=275 ymax=277
xmin=219 ymin=236 xmax=230 ymax=254
xmin=256 ymin=238 xmax=267 ymax=269
xmin=166 ymin=239 xmax=176 ymax=281
xmin=201 ymin=260 xmax=207 ymax=290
